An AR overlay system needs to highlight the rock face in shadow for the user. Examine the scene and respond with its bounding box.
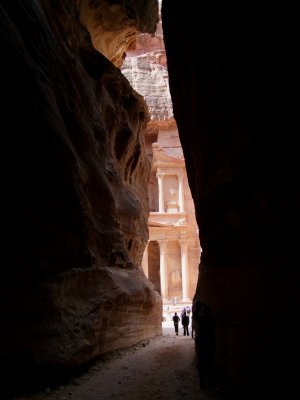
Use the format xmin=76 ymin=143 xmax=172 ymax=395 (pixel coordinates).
xmin=1 ymin=0 xmax=161 ymax=388
xmin=2 ymin=0 xmax=299 ymax=397
xmin=162 ymin=0 xmax=300 ymax=396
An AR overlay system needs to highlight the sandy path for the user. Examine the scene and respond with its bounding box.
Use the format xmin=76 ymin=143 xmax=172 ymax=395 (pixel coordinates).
xmin=14 ymin=320 xmax=217 ymax=400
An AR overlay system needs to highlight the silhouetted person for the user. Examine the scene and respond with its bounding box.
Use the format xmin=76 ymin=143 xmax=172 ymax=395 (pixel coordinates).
xmin=180 ymin=307 xmax=186 ymax=318
xmin=172 ymin=312 xmax=180 ymax=335
xmin=192 ymin=300 xmax=216 ymax=388
xmin=181 ymin=311 xmax=190 ymax=336
xmin=186 ymin=305 xmax=191 ymax=316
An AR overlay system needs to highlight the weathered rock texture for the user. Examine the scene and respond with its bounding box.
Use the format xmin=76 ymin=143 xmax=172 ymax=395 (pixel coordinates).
xmin=1 ymin=0 xmax=161 ymax=391
xmin=122 ymin=57 xmax=173 ymax=122
xmin=2 ymin=0 xmax=299 ymax=397
xmin=162 ymin=0 xmax=300 ymax=397
xmin=122 ymin=3 xmax=172 ymax=124
xmin=79 ymin=0 xmax=159 ymax=68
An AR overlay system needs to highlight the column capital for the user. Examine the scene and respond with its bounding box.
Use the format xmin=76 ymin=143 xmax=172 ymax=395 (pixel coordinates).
xmin=156 ymin=172 xmax=165 ymax=179
xmin=179 ymin=239 xmax=189 ymax=246
xmin=158 ymin=239 xmax=168 ymax=249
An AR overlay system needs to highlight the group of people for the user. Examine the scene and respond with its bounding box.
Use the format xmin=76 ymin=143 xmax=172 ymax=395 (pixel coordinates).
xmin=172 ymin=306 xmax=192 ymax=336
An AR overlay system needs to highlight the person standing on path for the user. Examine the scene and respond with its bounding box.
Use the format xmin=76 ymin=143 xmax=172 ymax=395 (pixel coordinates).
xmin=181 ymin=311 xmax=190 ymax=336
xmin=186 ymin=305 xmax=191 ymax=317
xmin=180 ymin=307 xmax=186 ymax=318
xmin=172 ymin=312 xmax=180 ymax=335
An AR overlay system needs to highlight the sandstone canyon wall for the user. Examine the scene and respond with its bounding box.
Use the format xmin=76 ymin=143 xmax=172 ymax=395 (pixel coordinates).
xmin=1 ymin=0 xmax=300 ymax=397
xmin=162 ymin=0 xmax=300 ymax=396
xmin=1 ymin=0 xmax=161 ymax=391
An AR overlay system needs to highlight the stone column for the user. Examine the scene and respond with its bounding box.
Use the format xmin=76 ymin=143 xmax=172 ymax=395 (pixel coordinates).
xmin=177 ymin=171 xmax=184 ymax=213
xmin=141 ymin=243 xmax=149 ymax=278
xmin=179 ymin=239 xmax=189 ymax=302
xmin=156 ymin=172 xmax=165 ymax=213
xmin=158 ymin=240 xmax=168 ymax=300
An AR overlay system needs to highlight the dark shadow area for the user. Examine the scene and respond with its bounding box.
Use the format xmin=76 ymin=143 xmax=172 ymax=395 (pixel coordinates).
xmin=192 ymin=300 xmax=216 ymax=389
xmin=2 ymin=360 xmax=90 ymax=398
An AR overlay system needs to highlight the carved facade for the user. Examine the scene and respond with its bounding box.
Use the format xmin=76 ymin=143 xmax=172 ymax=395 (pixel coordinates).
xmin=122 ymin=1 xmax=201 ymax=304
xmin=142 ymin=122 xmax=201 ymax=303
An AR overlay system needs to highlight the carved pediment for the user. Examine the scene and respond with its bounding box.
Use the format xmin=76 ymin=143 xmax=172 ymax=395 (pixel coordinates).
xmin=152 ymin=142 xmax=184 ymax=168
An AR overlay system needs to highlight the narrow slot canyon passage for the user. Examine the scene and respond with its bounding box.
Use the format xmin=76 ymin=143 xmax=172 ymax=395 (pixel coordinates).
xmin=1 ymin=1 xmax=299 ymax=399
xmin=12 ymin=320 xmax=217 ymax=400
xmin=121 ymin=0 xmax=201 ymax=307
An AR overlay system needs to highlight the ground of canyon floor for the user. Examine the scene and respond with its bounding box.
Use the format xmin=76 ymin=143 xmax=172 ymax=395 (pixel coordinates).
xmin=11 ymin=316 xmax=219 ymax=400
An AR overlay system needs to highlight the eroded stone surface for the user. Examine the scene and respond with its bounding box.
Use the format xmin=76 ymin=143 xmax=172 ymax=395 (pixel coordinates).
xmin=122 ymin=2 xmax=172 ymax=124
xmin=1 ymin=0 xmax=161 ymax=387
xmin=79 ymin=0 xmax=159 ymax=68
xmin=3 ymin=0 xmax=299 ymax=398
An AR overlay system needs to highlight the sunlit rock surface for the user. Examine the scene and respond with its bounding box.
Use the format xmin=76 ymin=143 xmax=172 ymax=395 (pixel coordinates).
xmin=79 ymin=0 xmax=159 ymax=68
xmin=122 ymin=2 xmax=172 ymax=124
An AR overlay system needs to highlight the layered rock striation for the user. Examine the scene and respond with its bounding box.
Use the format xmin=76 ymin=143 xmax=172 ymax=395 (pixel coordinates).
xmin=79 ymin=0 xmax=159 ymax=68
xmin=1 ymin=0 xmax=161 ymax=389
